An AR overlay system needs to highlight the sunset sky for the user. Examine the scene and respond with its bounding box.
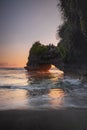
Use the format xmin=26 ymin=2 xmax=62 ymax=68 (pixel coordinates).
xmin=0 ymin=0 xmax=62 ymax=67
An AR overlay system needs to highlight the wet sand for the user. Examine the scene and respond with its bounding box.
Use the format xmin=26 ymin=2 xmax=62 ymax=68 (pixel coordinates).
xmin=0 ymin=109 xmax=87 ymax=130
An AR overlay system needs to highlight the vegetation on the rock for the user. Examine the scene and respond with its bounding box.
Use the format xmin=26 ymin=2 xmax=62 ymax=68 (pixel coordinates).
xmin=30 ymin=41 xmax=48 ymax=55
xmin=57 ymin=45 xmax=68 ymax=60
xmin=26 ymin=40 xmax=64 ymax=71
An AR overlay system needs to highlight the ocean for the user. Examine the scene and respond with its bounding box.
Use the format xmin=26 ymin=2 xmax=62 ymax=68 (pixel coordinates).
xmin=0 ymin=67 xmax=87 ymax=110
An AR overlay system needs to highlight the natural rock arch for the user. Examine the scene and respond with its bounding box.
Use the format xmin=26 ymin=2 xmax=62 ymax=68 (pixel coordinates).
xmin=25 ymin=42 xmax=64 ymax=71
xmin=25 ymin=41 xmax=87 ymax=75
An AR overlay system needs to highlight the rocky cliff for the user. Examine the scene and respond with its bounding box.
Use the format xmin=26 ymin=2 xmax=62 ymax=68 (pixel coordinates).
xmin=25 ymin=41 xmax=87 ymax=75
xmin=25 ymin=42 xmax=63 ymax=71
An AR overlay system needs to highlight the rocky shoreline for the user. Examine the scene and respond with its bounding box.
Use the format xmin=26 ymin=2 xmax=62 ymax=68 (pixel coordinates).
xmin=25 ymin=42 xmax=87 ymax=76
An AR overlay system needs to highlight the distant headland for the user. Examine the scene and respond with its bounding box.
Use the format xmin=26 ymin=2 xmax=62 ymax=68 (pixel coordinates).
xmin=25 ymin=41 xmax=63 ymax=71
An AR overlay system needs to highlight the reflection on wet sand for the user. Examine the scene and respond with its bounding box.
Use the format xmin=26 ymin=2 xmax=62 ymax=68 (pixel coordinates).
xmin=0 ymin=67 xmax=87 ymax=110
xmin=26 ymin=69 xmax=64 ymax=85
xmin=0 ymin=89 xmax=28 ymax=110
xmin=25 ymin=69 xmax=65 ymax=109
xmin=0 ymin=68 xmax=65 ymax=110
xmin=26 ymin=88 xmax=65 ymax=109
xmin=48 ymin=89 xmax=65 ymax=108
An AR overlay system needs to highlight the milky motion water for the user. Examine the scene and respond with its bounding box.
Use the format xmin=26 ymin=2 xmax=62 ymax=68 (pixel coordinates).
xmin=0 ymin=68 xmax=87 ymax=110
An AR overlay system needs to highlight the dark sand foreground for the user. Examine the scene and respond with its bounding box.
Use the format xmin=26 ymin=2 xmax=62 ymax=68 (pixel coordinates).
xmin=0 ymin=109 xmax=87 ymax=130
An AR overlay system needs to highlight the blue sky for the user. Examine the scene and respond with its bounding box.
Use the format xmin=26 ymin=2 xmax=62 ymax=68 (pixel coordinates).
xmin=0 ymin=0 xmax=62 ymax=67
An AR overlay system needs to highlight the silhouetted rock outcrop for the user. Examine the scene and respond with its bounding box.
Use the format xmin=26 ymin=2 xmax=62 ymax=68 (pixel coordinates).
xmin=25 ymin=40 xmax=87 ymax=75
xmin=25 ymin=41 xmax=63 ymax=71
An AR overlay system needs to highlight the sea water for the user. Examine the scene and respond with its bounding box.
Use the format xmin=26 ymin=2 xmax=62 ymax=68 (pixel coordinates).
xmin=0 ymin=67 xmax=87 ymax=110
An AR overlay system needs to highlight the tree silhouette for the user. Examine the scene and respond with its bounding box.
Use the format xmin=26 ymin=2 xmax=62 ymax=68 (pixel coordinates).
xmin=57 ymin=0 xmax=87 ymax=63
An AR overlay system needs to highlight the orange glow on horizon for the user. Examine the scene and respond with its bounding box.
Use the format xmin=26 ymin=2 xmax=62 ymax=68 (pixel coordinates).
xmin=0 ymin=53 xmax=27 ymax=68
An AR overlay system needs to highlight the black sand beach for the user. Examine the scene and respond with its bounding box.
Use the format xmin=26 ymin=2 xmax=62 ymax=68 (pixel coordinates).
xmin=0 ymin=109 xmax=87 ymax=130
